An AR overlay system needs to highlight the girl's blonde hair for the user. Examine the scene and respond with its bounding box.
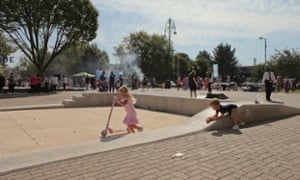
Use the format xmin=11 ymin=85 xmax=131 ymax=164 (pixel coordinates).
xmin=119 ymin=86 xmax=136 ymax=104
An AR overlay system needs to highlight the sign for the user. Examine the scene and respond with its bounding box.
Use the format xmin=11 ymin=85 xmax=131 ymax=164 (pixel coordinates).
xmin=213 ymin=64 xmax=219 ymax=78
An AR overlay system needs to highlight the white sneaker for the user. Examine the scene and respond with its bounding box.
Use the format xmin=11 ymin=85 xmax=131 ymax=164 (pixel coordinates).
xmin=232 ymin=125 xmax=240 ymax=130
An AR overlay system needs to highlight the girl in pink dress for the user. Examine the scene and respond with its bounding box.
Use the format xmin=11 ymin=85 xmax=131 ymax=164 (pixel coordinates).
xmin=114 ymin=86 xmax=143 ymax=133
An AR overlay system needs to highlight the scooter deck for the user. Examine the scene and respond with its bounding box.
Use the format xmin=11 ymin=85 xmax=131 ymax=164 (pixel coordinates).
xmin=104 ymin=129 xmax=129 ymax=138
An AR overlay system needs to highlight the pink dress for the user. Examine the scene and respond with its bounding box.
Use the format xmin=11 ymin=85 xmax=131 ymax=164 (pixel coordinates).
xmin=122 ymin=98 xmax=138 ymax=125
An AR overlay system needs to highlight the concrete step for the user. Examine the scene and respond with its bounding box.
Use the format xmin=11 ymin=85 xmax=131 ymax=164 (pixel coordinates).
xmin=63 ymin=99 xmax=77 ymax=107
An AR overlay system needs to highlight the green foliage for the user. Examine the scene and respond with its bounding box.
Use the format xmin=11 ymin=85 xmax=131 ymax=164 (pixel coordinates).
xmin=251 ymin=64 xmax=265 ymax=82
xmin=174 ymin=53 xmax=192 ymax=78
xmin=0 ymin=0 xmax=99 ymax=76
xmin=270 ymin=49 xmax=300 ymax=80
xmin=115 ymin=31 xmax=172 ymax=82
xmin=194 ymin=50 xmax=213 ymax=78
xmin=196 ymin=50 xmax=212 ymax=62
xmin=213 ymin=43 xmax=239 ymax=81
xmin=45 ymin=43 xmax=109 ymax=76
xmin=14 ymin=43 xmax=109 ymax=78
xmin=13 ymin=57 xmax=36 ymax=78
xmin=0 ymin=33 xmax=15 ymax=65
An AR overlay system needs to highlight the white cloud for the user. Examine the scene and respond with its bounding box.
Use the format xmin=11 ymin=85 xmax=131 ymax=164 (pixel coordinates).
xmin=92 ymin=0 xmax=300 ymax=64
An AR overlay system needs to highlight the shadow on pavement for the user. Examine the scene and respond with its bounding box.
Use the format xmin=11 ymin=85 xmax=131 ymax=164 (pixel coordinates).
xmin=269 ymin=100 xmax=284 ymax=104
xmin=100 ymin=134 xmax=127 ymax=142
xmin=241 ymin=114 xmax=300 ymax=129
xmin=211 ymin=129 xmax=242 ymax=137
xmin=0 ymin=92 xmax=58 ymax=99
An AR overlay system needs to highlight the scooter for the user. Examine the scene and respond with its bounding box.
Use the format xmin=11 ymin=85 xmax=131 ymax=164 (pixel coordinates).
xmin=101 ymin=99 xmax=115 ymax=138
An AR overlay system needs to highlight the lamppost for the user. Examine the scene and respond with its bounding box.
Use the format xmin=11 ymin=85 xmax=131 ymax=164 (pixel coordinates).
xmin=164 ymin=18 xmax=176 ymax=66
xmin=258 ymin=36 xmax=267 ymax=70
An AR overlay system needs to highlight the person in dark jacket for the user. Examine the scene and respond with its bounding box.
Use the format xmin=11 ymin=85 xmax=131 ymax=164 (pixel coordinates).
xmin=0 ymin=73 xmax=5 ymax=93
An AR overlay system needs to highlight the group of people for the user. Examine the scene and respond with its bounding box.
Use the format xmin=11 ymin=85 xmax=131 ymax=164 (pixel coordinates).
xmin=29 ymin=75 xmax=42 ymax=92
xmin=177 ymin=69 xmax=213 ymax=98
xmin=98 ymin=71 xmax=123 ymax=93
xmin=262 ymin=68 xmax=299 ymax=101
xmin=275 ymin=76 xmax=298 ymax=93
xmin=29 ymin=75 xmax=63 ymax=92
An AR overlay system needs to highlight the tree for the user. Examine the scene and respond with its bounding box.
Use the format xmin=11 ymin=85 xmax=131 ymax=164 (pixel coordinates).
xmin=174 ymin=53 xmax=192 ymax=78
xmin=0 ymin=33 xmax=15 ymax=66
xmin=270 ymin=49 xmax=300 ymax=80
xmin=115 ymin=31 xmax=171 ymax=82
xmin=251 ymin=64 xmax=265 ymax=82
xmin=45 ymin=43 xmax=109 ymax=76
xmin=213 ymin=43 xmax=239 ymax=81
xmin=0 ymin=0 xmax=98 ymax=77
xmin=13 ymin=57 xmax=36 ymax=79
xmin=194 ymin=50 xmax=213 ymax=78
xmin=196 ymin=50 xmax=212 ymax=62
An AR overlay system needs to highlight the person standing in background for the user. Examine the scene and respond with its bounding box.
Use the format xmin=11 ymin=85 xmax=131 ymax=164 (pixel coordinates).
xmin=8 ymin=73 xmax=15 ymax=93
xmin=30 ymin=74 xmax=37 ymax=93
xmin=36 ymin=75 xmax=42 ymax=92
xmin=63 ymin=75 xmax=67 ymax=90
xmin=262 ymin=68 xmax=276 ymax=101
xmin=0 ymin=73 xmax=5 ymax=93
xmin=188 ymin=70 xmax=197 ymax=98
xmin=276 ymin=76 xmax=282 ymax=92
xmin=206 ymin=68 xmax=213 ymax=93
xmin=85 ymin=76 xmax=90 ymax=90
xmin=109 ymin=71 xmax=115 ymax=93
xmin=119 ymin=75 xmax=123 ymax=87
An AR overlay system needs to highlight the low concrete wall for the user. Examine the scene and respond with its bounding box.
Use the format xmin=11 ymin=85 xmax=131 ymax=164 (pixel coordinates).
xmin=134 ymin=94 xmax=211 ymax=116
xmin=63 ymin=93 xmax=115 ymax=107
xmin=63 ymin=92 xmax=211 ymax=116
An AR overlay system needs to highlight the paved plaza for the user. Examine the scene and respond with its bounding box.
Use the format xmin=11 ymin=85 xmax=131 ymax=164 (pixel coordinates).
xmin=1 ymin=115 xmax=300 ymax=180
xmin=0 ymin=107 xmax=187 ymax=156
xmin=0 ymin=89 xmax=300 ymax=179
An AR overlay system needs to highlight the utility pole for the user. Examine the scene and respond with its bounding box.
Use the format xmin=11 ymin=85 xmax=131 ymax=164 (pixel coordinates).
xmin=164 ymin=18 xmax=177 ymax=79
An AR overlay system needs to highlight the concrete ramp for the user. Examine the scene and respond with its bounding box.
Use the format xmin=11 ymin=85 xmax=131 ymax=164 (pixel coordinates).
xmin=187 ymin=103 xmax=300 ymax=131
xmin=63 ymin=92 xmax=300 ymax=131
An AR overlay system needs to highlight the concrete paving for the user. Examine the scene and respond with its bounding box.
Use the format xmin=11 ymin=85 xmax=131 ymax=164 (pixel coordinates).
xmin=0 ymin=91 xmax=82 ymax=108
xmin=0 ymin=107 xmax=188 ymax=156
xmin=1 ymin=115 xmax=300 ymax=179
xmin=0 ymin=89 xmax=300 ymax=179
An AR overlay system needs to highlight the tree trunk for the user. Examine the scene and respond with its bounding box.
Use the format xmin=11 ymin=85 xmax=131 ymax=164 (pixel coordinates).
xmin=36 ymin=64 xmax=44 ymax=80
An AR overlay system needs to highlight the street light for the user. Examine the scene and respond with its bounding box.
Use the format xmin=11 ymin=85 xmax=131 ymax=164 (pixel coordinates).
xmin=164 ymin=18 xmax=177 ymax=65
xmin=258 ymin=36 xmax=267 ymax=70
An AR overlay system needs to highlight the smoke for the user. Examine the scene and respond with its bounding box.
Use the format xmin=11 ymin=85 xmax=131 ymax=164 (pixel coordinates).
xmin=95 ymin=52 xmax=144 ymax=86
xmin=85 ymin=57 xmax=109 ymax=75
xmin=118 ymin=52 xmax=144 ymax=81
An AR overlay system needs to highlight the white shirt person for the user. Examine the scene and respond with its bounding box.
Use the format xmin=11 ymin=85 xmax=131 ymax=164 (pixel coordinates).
xmin=262 ymin=68 xmax=276 ymax=101
xmin=262 ymin=70 xmax=276 ymax=84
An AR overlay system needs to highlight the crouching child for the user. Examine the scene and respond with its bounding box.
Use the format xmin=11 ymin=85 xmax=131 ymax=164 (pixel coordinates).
xmin=206 ymin=99 xmax=245 ymax=130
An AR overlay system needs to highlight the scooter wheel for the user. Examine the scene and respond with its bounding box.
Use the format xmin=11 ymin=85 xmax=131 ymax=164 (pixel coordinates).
xmin=101 ymin=130 xmax=107 ymax=138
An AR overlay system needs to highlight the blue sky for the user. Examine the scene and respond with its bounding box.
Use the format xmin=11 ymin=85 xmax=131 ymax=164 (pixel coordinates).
xmin=7 ymin=0 xmax=300 ymax=67
xmin=91 ymin=0 xmax=300 ymax=66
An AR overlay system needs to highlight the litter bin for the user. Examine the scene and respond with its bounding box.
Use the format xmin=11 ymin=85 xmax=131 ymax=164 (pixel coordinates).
xmin=165 ymin=80 xmax=171 ymax=89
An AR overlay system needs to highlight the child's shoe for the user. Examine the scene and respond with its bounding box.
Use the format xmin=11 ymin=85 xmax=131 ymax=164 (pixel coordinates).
xmin=232 ymin=124 xmax=240 ymax=130
xmin=138 ymin=127 xmax=143 ymax=132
